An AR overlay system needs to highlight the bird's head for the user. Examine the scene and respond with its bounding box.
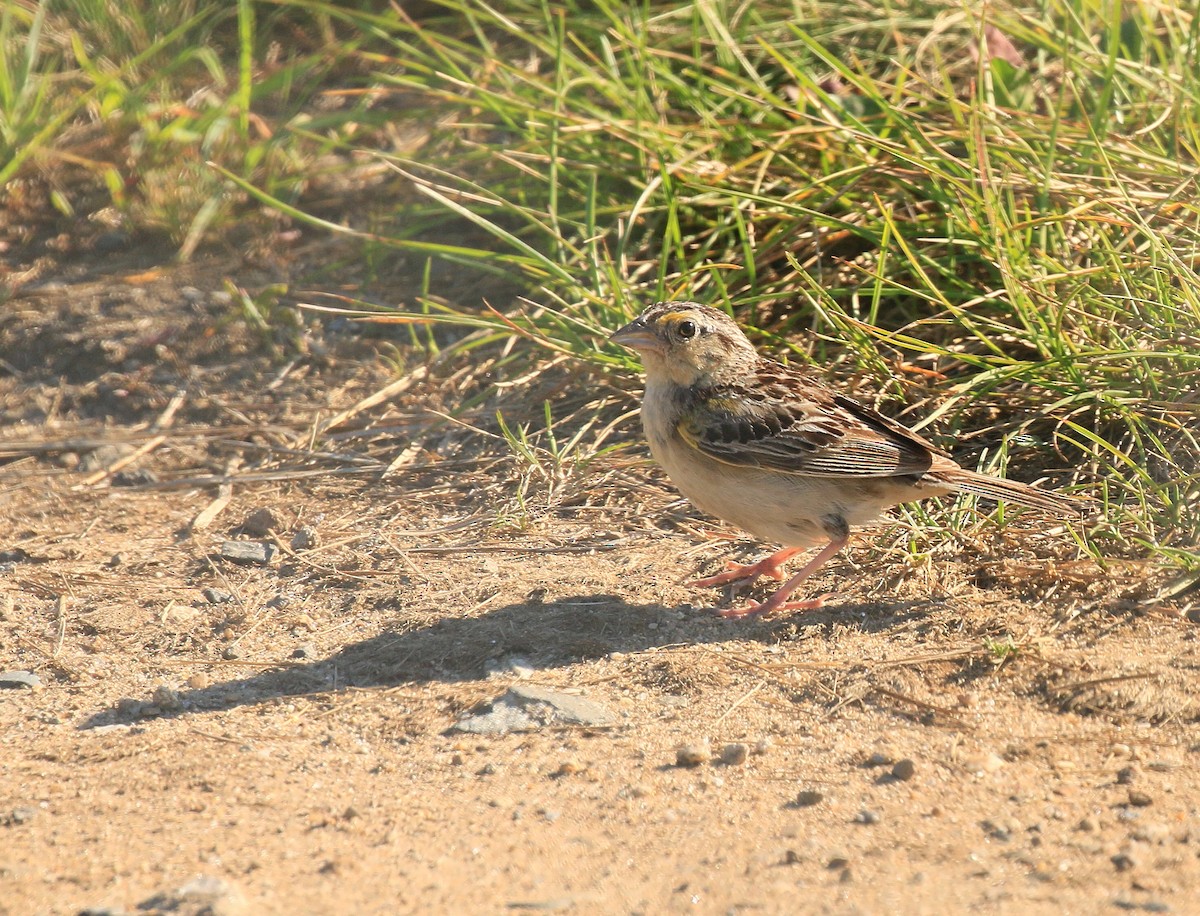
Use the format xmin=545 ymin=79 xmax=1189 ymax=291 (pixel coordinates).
xmin=610 ymin=301 xmax=756 ymax=387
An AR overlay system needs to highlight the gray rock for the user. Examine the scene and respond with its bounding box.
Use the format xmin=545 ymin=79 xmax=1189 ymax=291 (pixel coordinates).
xmin=0 ymin=670 xmax=41 ymax=690
xmin=219 ymin=541 xmax=278 ymax=566
xmin=152 ymin=685 xmax=183 ymax=712
xmin=451 ymin=685 xmax=615 ymax=735
xmin=2 ymin=806 xmax=36 ymax=826
xmin=139 ymin=874 xmax=246 ymax=915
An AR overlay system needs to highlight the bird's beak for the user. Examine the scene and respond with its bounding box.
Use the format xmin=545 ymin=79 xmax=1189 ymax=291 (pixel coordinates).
xmin=610 ymin=316 xmax=661 ymax=353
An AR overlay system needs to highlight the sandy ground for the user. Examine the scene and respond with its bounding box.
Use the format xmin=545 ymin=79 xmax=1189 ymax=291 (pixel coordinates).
xmin=2 ymin=257 xmax=1198 ymax=915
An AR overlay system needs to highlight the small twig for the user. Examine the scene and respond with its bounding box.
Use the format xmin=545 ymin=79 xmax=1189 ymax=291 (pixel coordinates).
xmin=1053 ymin=672 xmax=1156 ymax=693
xmin=53 ymin=595 xmax=69 ymax=657
xmin=76 ymin=434 xmax=166 ymax=488
xmin=870 ymin=686 xmax=972 ymax=730
xmin=76 ymin=389 xmax=188 ymax=488
xmin=191 ymin=481 xmax=234 ymax=532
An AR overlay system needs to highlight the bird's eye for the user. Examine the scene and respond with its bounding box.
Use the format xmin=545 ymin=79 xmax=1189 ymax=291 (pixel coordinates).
xmin=676 ymin=319 xmax=698 ymax=340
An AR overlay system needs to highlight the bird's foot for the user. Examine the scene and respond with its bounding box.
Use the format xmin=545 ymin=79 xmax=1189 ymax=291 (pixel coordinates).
xmin=689 ymin=549 xmax=803 ymax=589
xmin=715 ymin=592 xmax=836 ymax=620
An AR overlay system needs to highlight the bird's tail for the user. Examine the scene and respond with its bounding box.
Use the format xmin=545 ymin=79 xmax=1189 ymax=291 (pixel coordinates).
xmin=934 ymin=468 xmax=1087 ymax=517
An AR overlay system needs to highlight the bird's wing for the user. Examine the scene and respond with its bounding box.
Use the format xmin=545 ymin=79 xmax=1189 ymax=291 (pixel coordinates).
xmin=676 ymin=367 xmax=943 ymax=479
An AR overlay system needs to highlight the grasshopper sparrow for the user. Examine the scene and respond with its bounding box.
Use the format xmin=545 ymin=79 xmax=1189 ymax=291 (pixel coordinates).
xmin=611 ymin=301 xmax=1083 ymax=618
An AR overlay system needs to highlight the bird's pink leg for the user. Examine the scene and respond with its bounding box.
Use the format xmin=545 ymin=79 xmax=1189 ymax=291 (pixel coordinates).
xmin=716 ymin=535 xmax=848 ymax=619
xmin=689 ymin=547 xmax=806 ymax=589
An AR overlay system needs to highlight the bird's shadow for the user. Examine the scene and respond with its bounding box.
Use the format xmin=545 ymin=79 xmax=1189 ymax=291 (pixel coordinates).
xmin=79 ymin=593 xmax=932 ymax=729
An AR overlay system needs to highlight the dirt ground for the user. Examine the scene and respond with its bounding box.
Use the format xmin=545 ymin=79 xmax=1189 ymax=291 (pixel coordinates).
xmin=2 ymin=251 xmax=1198 ymax=916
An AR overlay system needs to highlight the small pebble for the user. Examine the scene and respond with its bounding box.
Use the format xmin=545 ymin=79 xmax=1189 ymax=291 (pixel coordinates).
xmin=152 ymin=685 xmax=183 ymax=711
xmin=1111 ymin=852 xmax=1137 ymax=872
xmin=3 ymin=806 xmax=36 ymax=826
xmin=864 ymin=751 xmax=895 ymax=767
xmin=186 ymin=673 xmax=210 ymax=690
xmin=854 ymin=809 xmax=881 ymax=825
xmin=202 ymin=587 xmax=233 ymax=605
xmin=675 ymin=741 xmax=712 ymax=768
xmin=981 ymin=819 xmax=1012 ymax=841
xmin=720 ymin=743 xmax=749 ymax=766
xmin=116 ymin=697 xmax=144 ymax=716
xmin=552 ymin=760 xmax=585 ymax=778
xmin=794 ymin=790 xmax=824 ymax=808
xmin=291 ymin=526 xmax=320 ymax=550
xmin=753 ymin=737 xmax=773 ymax=756
xmin=1117 ymin=765 xmax=1139 ymax=785
xmin=891 ymin=759 xmax=916 ymax=781
xmin=243 ymin=507 xmax=285 ymax=537
xmin=827 ymin=856 xmax=850 ymax=870
xmin=1076 ymin=817 xmax=1098 ymax=833
xmin=105 ymin=553 xmax=124 ymax=568
xmin=1127 ymin=790 xmax=1153 ymax=807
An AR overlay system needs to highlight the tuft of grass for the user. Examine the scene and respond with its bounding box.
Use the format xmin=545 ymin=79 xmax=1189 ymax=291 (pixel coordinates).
xmin=0 ymin=0 xmax=395 ymax=259
xmin=269 ymin=0 xmax=1195 ymax=574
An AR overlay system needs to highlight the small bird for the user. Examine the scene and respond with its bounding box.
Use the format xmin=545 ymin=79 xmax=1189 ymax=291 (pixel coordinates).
xmin=611 ymin=301 xmax=1083 ymax=618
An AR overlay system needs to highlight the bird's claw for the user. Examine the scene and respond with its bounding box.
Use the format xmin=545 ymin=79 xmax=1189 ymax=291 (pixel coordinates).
xmin=714 ymin=592 xmax=835 ymax=620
